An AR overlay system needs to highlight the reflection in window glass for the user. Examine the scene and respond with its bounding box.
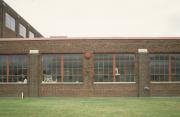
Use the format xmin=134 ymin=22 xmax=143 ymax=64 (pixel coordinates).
xmin=0 ymin=55 xmax=28 ymax=83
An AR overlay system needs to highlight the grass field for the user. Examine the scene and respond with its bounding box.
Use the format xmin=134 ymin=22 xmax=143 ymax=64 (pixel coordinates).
xmin=0 ymin=97 xmax=180 ymax=117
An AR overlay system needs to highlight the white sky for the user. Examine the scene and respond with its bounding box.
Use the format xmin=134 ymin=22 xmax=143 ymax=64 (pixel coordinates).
xmin=4 ymin=0 xmax=180 ymax=37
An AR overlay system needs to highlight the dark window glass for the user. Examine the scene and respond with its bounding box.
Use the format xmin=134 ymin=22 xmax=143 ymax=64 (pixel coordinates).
xmin=150 ymin=55 xmax=168 ymax=81
xmin=115 ymin=54 xmax=135 ymax=82
xmin=0 ymin=55 xmax=28 ymax=83
xmin=94 ymin=54 xmax=113 ymax=82
xmin=42 ymin=54 xmax=83 ymax=83
xmin=171 ymin=55 xmax=180 ymax=81
xmin=150 ymin=54 xmax=180 ymax=81
xmin=42 ymin=54 xmax=61 ymax=82
xmin=64 ymin=54 xmax=83 ymax=82
xmin=94 ymin=54 xmax=135 ymax=82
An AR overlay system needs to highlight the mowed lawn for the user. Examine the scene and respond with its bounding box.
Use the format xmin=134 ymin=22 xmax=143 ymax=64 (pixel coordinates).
xmin=0 ymin=97 xmax=180 ymax=117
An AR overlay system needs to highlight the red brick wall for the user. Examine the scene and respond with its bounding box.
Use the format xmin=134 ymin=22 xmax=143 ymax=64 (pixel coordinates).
xmin=150 ymin=83 xmax=180 ymax=96
xmin=0 ymin=39 xmax=180 ymax=54
xmin=93 ymin=84 xmax=137 ymax=96
xmin=0 ymin=39 xmax=180 ymax=97
xmin=40 ymin=84 xmax=137 ymax=97
xmin=0 ymin=84 xmax=29 ymax=97
xmin=2 ymin=27 xmax=17 ymax=38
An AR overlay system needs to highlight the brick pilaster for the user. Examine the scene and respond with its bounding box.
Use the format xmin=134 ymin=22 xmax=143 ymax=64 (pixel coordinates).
xmin=29 ymin=50 xmax=40 ymax=97
xmin=138 ymin=49 xmax=150 ymax=97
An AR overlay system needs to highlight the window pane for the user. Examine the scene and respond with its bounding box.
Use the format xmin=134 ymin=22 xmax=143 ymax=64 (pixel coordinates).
xmin=29 ymin=31 xmax=34 ymax=38
xmin=94 ymin=54 xmax=113 ymax=82
xmin=171 ymin=55 xmax=180 ymax=81
xmin=150 ymin=54 xmax=169 ymax=81
xmin=115 ymin=54 xmax=135 ymax=82
xmin=19 ymin=24 xmax=26 ymax=38
xmin=0 ymin=55 xmax=27 ymax=83
xmin=42 ymin=54 xmax=61 ymax=82
xmin=0 ymin=56 xmax=7 ymax=82
xmin=8 ymin=55 xmax=28 ymax=82
xmin=5 ymin=13 xmax=15 ymax=31
xmin=64 ymin=54 xmax=83 ymax=82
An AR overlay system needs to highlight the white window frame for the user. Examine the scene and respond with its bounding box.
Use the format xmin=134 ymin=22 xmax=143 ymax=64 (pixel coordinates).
xmin=19 ymin=24 xmax=26 ymax=38
xmin=5 ymin=13 xmax=15 ymax=31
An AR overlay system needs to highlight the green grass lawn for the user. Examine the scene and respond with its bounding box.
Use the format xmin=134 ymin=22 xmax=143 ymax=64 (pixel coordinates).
xmin=0 ymin=97 xmax=180 ymax=117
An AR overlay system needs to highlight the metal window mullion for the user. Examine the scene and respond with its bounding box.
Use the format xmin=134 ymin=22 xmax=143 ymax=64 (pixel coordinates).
xmin=112 ymin=54 xmax=116 ymax=82
xmin=6 ymin=56 xmax=9 ymax=82
xmin=1 ymin=58 xmax=3 ymax=82
xmin=16 ymin=57 xmax=19 ymax=82
xmin=61 ymin=55 xmax=64 ymax=82
xmin=124 ymin=61 xmax=127 ymax=82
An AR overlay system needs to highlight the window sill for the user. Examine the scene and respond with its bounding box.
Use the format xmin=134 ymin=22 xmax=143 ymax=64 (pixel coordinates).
xmin=41 ymin=82 xmax=83 ymax=85
xmin=151 ymin=81 xmax=180 ymax=84
xmin=94 ymin=82 xmax=136 ymax=84
xmin=0 ymin=82 xmax=27 ymax=84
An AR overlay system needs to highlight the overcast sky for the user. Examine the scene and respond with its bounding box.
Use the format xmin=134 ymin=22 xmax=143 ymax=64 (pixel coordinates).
xmin=4 ymin=0 xmax=180 ymax=37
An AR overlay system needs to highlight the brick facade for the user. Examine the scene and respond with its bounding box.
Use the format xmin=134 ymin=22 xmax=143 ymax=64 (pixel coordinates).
xmin=0 ymin=38 xmax=180 ymax=97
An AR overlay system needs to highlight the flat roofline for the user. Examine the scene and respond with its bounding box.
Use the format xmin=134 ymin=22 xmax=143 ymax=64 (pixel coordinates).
xmin=1 ymin=37 xmax=180 ymax=41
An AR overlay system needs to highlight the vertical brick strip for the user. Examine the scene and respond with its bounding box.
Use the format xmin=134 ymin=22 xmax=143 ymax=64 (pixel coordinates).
xmin=138 ymin=49 xmax=150 ymax=97
xmin=29 ymin=52 xmax=40 ymax=97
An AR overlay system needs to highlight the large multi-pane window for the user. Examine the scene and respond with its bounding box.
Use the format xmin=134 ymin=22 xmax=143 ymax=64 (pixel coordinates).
xmin=115 ymin=54 xmax=135 ymax=82
xmin=19 ymin=24 xmax=26 ymax=38
xmin=150 ymin=54 xmax=180 ymax=81
xmin=94 ymin=54 xmax=135 ymax=82
xmin=5 ymin=13 xmax=15 ymax=31
xmin=42 ymin=55 xmax=61 ymax=82
xmin=64 ymin=55 xmax=83 ymax=82
xmin=0 ymin=55 xmax=28 ymax=83
xmin=42 ymin=54 xmax=83 ymax=83
xmin=94 ymin=54 xmax=113 ymax=82
xmin=171 ymin=55 xmax=180 ymax=81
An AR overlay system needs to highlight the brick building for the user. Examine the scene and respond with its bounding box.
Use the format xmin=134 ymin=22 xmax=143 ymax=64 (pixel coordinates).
xmin=0 ymin=37 xmax=180 ymax=97
xmin=0 ymin=0 xmax=43 ymax=38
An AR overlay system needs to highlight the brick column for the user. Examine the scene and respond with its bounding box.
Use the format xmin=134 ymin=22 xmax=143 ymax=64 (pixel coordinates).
xmin=138 ymin=49 xmax=150 ymax=97
xmin=81 ymin=52 xmax=94 ymax=96
xmin=29 ymin=50 xmax=40 ymax=97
